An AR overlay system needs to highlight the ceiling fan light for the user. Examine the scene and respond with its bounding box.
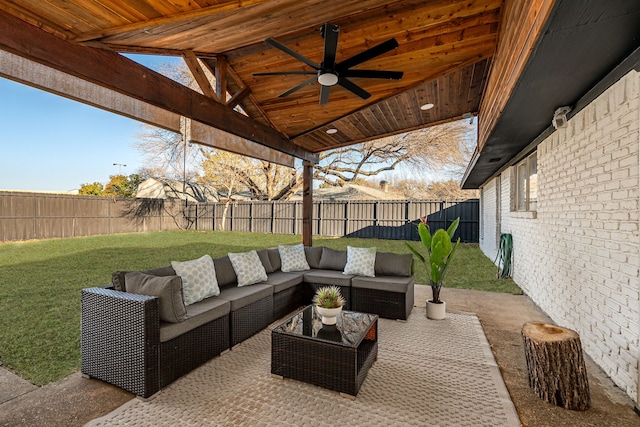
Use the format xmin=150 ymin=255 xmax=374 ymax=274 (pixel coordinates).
xmin=420 ymin=103 xmax=434 ymax=111
xmin=318 ymin=72 xmax=338 ymax=86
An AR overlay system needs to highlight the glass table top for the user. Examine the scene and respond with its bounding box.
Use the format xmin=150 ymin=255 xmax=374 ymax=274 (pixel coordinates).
xmin=272 ymin=305 xmax=378 ymax=347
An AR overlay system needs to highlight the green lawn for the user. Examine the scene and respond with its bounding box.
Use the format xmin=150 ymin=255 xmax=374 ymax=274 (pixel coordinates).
xmin=0 ymin=230 xmax=520 ymax=385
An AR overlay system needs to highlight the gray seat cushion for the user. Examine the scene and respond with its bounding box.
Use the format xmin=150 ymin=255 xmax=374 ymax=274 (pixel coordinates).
xmin=262 ymin=271 xmax=305 ymax=293
xmin=351 ymin=275 xmax=415 ymax=293
xmin=218 ymin=284 xmax=273 ymax=311
xmin=160 ymin=297 xmax=230 ymax=342
xmin=303 ymin=269 xmax=353 ymax=287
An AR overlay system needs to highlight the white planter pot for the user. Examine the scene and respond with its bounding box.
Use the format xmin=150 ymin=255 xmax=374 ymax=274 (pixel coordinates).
xmin=426 ymin=300 xmax=446 ymax=320
xmin=316 ymin=306 xmax=342 ymax=325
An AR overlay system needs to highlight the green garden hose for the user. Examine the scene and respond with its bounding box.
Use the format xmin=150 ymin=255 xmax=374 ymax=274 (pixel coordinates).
xmin=495 ymin=233 xmax=513 ymax=279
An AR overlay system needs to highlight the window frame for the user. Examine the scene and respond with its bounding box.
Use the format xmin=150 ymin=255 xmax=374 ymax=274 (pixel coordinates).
xmin=512 ymin=151 xmax=537 ymax=212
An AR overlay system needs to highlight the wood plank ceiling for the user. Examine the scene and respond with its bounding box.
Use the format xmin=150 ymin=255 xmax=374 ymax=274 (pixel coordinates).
xmin=0 ymin=0 xmax=503 ymax=155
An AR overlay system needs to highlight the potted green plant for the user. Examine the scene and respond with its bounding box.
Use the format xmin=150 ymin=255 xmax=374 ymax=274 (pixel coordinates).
xmin=313 ymin=285 xmax=346 ymax=325
xmin=405 ymin=217 xmax=461 ymax=319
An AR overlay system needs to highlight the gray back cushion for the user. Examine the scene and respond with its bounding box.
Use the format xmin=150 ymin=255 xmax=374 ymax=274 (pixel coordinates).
xmin=318 ymin=247 xmax=347 ymax=270
xmin=257 ymin=249 xmax=274 ymax=273
xmin=124 ymin=272 xmax=187 ymax=323
xmin=212 ymin=256 xmax=238 ymax=288
xmin=112 ymin=265 xmax=176 ymax=292
xmin=305 ymin=246 xmax=323 ymax=269
xmin=374 ymin=252 xmax=414 ymax=277
xmin=267 ymin=248 xmax=282 ymax=271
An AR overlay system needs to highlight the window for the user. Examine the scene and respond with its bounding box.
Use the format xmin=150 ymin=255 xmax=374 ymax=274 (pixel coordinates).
xmin=513 ymin=151 xmax=537 ymax=212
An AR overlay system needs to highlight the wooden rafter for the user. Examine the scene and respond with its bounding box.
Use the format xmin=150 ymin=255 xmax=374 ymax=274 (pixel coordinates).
xmin=72 ymin=0 xmax=271 ymax=43
xmin=203 ymin=57 xmax=285 ymax=134
xmin=182 ymin=50 xmax=219 ymax=102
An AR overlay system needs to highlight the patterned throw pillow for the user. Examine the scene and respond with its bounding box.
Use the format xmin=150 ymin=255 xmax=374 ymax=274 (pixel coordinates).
xmin=171 ymin=254 xmax=220 ymax=305
xmin=228 ymin=250 xmax=268 ymax=286
xmin=278 ymin=244 xmax=311 ymax=272
xmin=343 ymin=246 xmax=376 ymax=277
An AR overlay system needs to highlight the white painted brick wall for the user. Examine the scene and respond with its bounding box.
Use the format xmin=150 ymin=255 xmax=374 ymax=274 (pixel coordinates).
xmin=480 ymin=179 xmax=498 ymax=262
xmin=479 ymin=70 xmax=640 ymax=402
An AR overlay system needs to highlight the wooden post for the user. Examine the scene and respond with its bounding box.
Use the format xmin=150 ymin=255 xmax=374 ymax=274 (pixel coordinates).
xmin=522 ymin=322 xmax=590 ymax=410
xmin=302 ymin=160 xmax=313 ymax=246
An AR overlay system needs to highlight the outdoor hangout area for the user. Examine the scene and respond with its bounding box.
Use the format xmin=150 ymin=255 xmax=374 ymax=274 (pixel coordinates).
xmin=1 ymin=0 xmax=639 ymax=426
xmin=1 ymin=231 xmax=639 ymax=426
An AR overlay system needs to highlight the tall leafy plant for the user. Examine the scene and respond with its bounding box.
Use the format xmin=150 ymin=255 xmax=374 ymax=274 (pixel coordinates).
xmin=405 ymin=217 xmax=461 ymax=304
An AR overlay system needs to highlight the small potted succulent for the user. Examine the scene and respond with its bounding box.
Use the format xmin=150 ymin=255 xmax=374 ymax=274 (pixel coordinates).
xmin=405 ymin=217 xmax=460 ymax=320
xmin=313 ymin=285 xmax=346 ymax=325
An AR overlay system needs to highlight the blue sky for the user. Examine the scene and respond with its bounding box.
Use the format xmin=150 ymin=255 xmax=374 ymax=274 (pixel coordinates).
xmin=0 ymin=55 xmax=179 ymax=192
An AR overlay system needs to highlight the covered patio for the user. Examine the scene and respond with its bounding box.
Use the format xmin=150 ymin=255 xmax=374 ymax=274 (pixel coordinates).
xmin=1 ymin=0 xmax=639 ymax=425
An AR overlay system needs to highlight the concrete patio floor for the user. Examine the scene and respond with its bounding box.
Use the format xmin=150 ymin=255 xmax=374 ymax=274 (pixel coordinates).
xmin=1 ymin=286 xmax=638 ymax=427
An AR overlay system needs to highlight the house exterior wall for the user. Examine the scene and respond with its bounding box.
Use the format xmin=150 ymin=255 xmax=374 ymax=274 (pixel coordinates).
xmin=479 ymin=70 xmax=640 ymax=402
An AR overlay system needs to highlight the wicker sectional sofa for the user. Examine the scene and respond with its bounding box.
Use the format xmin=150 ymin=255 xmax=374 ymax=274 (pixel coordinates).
xmin=81 ymin=245 xmax=414 ymax=398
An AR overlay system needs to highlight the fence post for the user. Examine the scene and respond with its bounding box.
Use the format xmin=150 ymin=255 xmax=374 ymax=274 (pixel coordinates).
xmin=271 ymin=202 xmax=275 ymax=234
xmin=344 ymin=201 xmax=349 ymax=237
xmin=318 ymin=200 xmax=323 ymax=236
xmin=405 ymin=200 xmax=410 ymax=240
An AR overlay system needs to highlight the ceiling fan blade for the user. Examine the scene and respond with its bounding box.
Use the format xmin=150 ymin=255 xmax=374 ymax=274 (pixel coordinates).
xmin=322 ymin=23 xmax=340 ymax=70
xmin=253 ymin=71 xmax=316 ymax=76
xmin=278 ymin=76 xmax=317 ymax=98
xmin=342 ymin=70 xmax=404 ymax=80
xmin=319 ymin=85 xmax=331 ymax=105
xmin=338 ymin=77 xmax=371 ymax=100
xmin=337 ymin=38 xmax=399 ymax=70
xmin=265 ymin=38 xmax=320 ymax=70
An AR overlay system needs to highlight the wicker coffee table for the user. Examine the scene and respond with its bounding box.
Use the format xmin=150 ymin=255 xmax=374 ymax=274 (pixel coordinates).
xmin=271 ymin=305 xmax=378 ymax=397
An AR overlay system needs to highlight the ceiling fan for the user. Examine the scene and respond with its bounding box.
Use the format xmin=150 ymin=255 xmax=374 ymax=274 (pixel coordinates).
xmin=253 ymin=22 xmax=403 ymax=105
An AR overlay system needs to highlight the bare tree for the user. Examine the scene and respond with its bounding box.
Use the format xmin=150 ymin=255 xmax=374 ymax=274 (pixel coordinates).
xmin=393 ymin=178 xmax=479 ymax=199
xmin=314 ymin=120 xmax=473 ymax=184
xmin=201 ymin=150 xmax=244 ymax=230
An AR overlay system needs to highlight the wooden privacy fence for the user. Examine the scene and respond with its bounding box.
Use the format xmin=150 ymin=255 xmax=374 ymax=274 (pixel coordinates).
xmin=184 ymin=199 xmax=479 ymax=242
xmin=0 ymin=192 xmax=479 ymax=243
xmin=0 ymin=192 xmax=187 ymax=242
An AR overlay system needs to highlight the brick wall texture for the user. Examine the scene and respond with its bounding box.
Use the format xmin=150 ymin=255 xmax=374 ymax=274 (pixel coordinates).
xmin=479 ymin=70 xmax=639 ymax=402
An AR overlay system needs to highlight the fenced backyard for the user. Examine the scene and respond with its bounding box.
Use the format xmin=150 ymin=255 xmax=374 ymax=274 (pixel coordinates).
xmin=0 ymin=191 xmax=479 ymax=243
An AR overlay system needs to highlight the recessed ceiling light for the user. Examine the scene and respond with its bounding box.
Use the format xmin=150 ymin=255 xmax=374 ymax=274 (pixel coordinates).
xmin=326 ymin=128 xmax=338 ymax=134
xmin=420 ymin=103 xmax=434 ymax=111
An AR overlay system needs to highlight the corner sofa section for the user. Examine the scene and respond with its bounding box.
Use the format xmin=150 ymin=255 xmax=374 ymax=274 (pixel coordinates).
xmin=81 ymin=246 xmax=414 ymax=398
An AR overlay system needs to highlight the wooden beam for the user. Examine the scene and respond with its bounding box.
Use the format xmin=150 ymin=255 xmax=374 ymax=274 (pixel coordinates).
xmin=215 ymin=55 xmax=228 ymax=103
xmin=182 ymin=51 xmax=219 ymax=102
xmin=0 ymin=50 xmax=180 ymax=132
xmin=0 ymin=9 xmax=317 ymax=163
xmin=227 ymin=86 xmax=252 ymax=110
xmin=0 ymin=50 xmax=297 ymax=166
xmin=189 ymin=121 xmax=295 ymax=167
xmin=302 ymin=160 xmax=313 ymax=247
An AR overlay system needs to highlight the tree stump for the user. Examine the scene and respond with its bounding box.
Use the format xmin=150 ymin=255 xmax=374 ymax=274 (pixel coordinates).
xmin=522 ymin=322 xmax=590 ymax=410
